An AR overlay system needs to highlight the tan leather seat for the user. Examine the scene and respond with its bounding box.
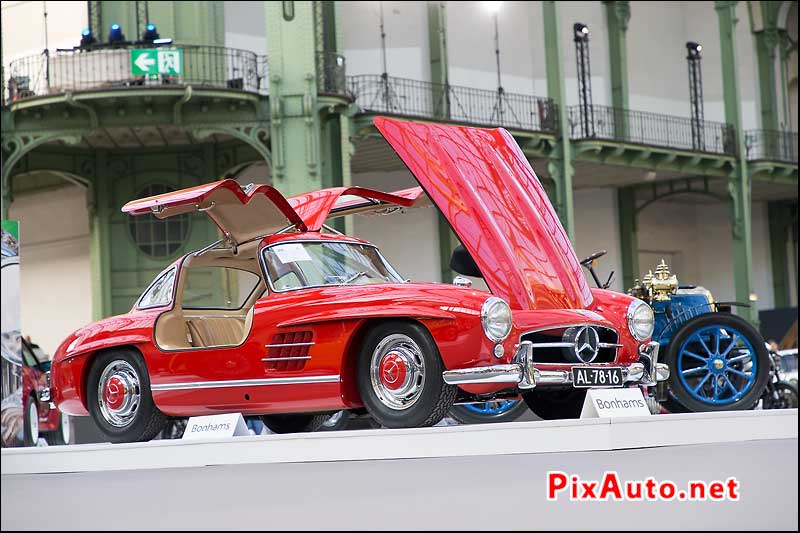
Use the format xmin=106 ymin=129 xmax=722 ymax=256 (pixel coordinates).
xmin=186 ymin=307 xmax=254 ymax=348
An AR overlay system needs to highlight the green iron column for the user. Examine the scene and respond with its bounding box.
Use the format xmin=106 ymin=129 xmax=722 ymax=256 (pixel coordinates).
xmin=90 ymin=151 xmax=112 ymax=320
xmin=428 ymin=1 xmax=450 ymax=119
xmin=543 ymin=1 xmax=575 ymax=242
xmin=604 ymin=1 xmax=631 ymax=140
xmin=751 ymin=1 xmax=782 ymax=131
xmin=266 ymin=1 xmax=323 ymax=196
xmin=767 ymin=201 xmax=790 ymax=308
xmin=716 ymin=1 xmax=756 ymax=323
xmin=427 ymin=1 xmax=456 ymax=282
xmin=618 ymin=187 xmax=639 ymax=291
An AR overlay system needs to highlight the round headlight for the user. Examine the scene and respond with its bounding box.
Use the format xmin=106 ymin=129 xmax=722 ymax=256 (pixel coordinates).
xmin=481 ymin=297 xmax=512 ymax=343
xmin=627 ymin=299 xmax=654 ymax=341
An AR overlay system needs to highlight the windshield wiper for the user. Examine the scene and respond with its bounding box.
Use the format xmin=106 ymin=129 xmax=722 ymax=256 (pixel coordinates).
xmin=341 ymin=271 xmax=367 ymax=285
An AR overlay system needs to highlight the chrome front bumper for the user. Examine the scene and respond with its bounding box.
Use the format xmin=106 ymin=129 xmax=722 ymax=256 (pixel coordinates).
xmin=442 ymin=341 xmax=670 ymax=389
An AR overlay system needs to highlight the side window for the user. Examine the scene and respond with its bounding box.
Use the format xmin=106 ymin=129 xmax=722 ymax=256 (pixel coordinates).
xmin=182 ymin=267 xmax=260 ymax=310
xmin=138 ymin=268 xmax=177 ymax=309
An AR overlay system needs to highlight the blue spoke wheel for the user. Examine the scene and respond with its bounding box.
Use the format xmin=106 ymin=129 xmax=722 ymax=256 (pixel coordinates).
xmin=449 ymin=399 xmax=528 ymax=424
xmin=664 ymin=313 xmax=770 ymax=412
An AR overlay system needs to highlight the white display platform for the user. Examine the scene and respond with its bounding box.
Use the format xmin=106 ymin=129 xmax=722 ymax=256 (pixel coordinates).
xmin=2 ymin=409 xmax=796 ymax=475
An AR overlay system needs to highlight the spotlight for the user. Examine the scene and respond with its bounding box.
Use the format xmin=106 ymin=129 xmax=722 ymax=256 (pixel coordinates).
xmin=686 ymin=41 xmax=702 ymax=59
xmin=574 ymin=23 xmax=589 ymax=42
xmin=80 ymin=28 xmax=96 ymax=47
xmin=108 ymin=23 xmax=126 ymax=44
xmin=142 ymin=23 xmax=160 ymax=43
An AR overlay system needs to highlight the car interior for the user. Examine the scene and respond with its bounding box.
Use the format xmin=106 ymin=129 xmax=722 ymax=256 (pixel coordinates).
xmin=152 ymin=241 xmax=264 ymax=350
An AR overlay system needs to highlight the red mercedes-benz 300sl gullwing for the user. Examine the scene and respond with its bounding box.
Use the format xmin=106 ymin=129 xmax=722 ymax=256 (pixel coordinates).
xmin=51 ymin=117 xmax=668 ymax=442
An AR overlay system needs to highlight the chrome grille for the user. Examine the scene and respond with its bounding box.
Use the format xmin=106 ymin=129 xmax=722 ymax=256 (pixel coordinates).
xmin=520 ymin=325 xmax=620 ymax=364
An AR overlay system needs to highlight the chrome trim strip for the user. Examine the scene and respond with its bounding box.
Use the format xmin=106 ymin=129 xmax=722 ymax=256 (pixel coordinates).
xmin=598 ymin=343 xmax=624 ymax=348
xmin=152 ymin=375 xmax=339 ymax=391
xmin=442 ymin=365 xmax=522 ymax=385
xmin=264 ymin=342 xmax=315 ymax=348
xmin=261 ymin=356 xmax=312 ymax=362
xmin=184 ymin=314 xmax=245 ymax=319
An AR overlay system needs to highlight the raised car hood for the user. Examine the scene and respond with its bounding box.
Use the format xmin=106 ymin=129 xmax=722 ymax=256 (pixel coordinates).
xmin=374 ymin=117 xmax=592 ymax=311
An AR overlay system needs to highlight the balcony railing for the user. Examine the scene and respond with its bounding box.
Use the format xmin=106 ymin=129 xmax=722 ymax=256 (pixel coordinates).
xmin=347 ymin=74 xmax=558 ymax=134
xmin=745 ymin=129 xmax=798 ymax=163
xmin=567 ymin=104 xmax=737 ymax=156
xmin=4 ymin=45 xmax=268 ymax=104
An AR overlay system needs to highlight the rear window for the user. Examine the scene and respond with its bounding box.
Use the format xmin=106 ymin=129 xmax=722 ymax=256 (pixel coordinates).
xmin=181 ymin=266 xmax=260 ymax=310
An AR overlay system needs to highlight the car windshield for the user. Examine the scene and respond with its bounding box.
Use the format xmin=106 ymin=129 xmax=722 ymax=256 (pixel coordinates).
xmin=262 ymin=241 xmax=403 ymax=291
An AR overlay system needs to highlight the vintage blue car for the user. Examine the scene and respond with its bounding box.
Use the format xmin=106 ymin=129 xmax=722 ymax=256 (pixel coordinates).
xmin=626 ymin=260 xmax=770 ymax=412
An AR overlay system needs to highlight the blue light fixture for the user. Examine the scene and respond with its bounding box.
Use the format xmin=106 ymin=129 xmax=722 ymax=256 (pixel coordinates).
xmin=108 ymin=23 xmax=125 ymax=44
xmin=80 ymin=28 xmax=96 ymax=47
xmin=142 ymin=22 xmax=160 ymax=43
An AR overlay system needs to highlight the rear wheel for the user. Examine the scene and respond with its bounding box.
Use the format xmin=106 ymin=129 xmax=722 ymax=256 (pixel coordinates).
xmin=23 ymin=395 xmax=39 ymax=446
xmin=261 ymin=414 xmax=328 ymax=434
xmin=763 ymin=381 xmax=799 ymax=410
xmin=357 ymin=321 xmax=456 ymax=428
xmin=522 ymin=388 xmax=587 ymax=420
xmin=87 ymin=349 xmax=167 ymax=443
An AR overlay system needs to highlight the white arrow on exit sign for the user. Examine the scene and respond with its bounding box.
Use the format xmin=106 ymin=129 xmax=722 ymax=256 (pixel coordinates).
xmin=134 ymin=53 xmax=156 ymax=72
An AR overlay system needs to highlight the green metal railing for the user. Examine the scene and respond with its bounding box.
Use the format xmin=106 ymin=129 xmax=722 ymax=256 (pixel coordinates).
xmin=347 ymin=74 xmax=559 ymax=134
xmin=4 ymin=45 xmax=268 ymax=104
xmin=567 ymin=104 xmax=737 ymax=156
xmin=745 ymin=129 xmax=798 ymax=163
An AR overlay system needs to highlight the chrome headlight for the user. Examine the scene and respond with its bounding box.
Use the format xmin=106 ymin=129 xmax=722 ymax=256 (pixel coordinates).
xmin=481 ymin=297 xmax=512 ymax=343
xmin=627 ymin=299 xmax=655 ymax=341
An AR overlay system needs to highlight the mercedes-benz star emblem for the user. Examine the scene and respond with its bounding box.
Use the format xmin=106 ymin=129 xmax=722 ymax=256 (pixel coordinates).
xmin=573 ymin=326 xmax=600 ymax=363
xmin=384 ymin=361 xmax=400 ymax=384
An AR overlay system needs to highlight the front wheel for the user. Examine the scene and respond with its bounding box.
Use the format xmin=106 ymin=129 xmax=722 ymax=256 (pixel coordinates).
xmin=357 ymin=321 xmax=456 ymax=428
xmin=23 ymin=395 xmax=39 ymax=446
xmin=261 ymin=414 xmax=328 ymax=434
xmin=318 ymin=410 xmax=351 ymax=431
xmin=449 ymin=400 xmax=528 ymax=424
xmin=86 ymin=349 xmax=167 ymax=443
xmin=522 ymin=388 xmax=587 ymax=420
xmin=665 ymin=313 xmax=770 ymax=412
xmin=44 ymin=412 xmax=72 ymax=446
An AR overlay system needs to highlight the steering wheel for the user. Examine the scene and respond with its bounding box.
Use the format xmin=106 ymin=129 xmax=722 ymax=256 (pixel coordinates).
xmin=580 ymin=250 xmax=607 ymax=266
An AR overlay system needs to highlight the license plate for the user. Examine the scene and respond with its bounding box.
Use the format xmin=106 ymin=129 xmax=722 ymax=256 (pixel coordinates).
xmin=571 ymin=367 xmax=624 ymax=388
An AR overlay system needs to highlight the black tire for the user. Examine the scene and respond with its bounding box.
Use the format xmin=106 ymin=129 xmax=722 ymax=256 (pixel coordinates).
xmin=44 ymin=412 xmax=72 ymax=446
xmin=261 ymin=414 xmax=328 ymax=434
xmin=449 ymin=400 xmax=529 ymax=425
xmin=159 ymin=418 xmax=188 ymax=439
xmin=317 ymin=410 xmax=351 ymax=431
xmin=23 ymin=395 xmax=39 ymax=446
xmin=763 ymin=381 xmax=799 ymax=410
xmin=522 ymin=388 xmax=587 ymax=420
xmin=664 ymin=313 xmax=770 ymax=413
xmin=357 ymin=321 xmax=457 ymax=428
xmin=86 ymin=349 xmax=167 ymax=443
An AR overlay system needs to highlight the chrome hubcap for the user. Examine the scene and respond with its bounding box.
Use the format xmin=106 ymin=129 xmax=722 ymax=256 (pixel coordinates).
xmin=98 ymin=360 xmax=141 ymax=427
xmin=370 ymin=334 xmax=425 ymax=410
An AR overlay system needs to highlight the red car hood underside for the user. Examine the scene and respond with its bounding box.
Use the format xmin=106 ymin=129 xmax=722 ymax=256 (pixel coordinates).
xmin=374 ymin=117 xmax=592 ymax=311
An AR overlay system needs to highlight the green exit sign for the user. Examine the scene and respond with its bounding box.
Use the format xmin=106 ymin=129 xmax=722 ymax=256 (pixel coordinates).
xmin=130 ymin=49 xmax=183 ymax=76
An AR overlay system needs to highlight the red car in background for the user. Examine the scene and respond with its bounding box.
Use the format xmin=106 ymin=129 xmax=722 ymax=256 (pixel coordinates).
xmin=51 ymin=117 xmax=668 ymax=443
xmin=22 ymin=338 xmax=71 ymax=446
